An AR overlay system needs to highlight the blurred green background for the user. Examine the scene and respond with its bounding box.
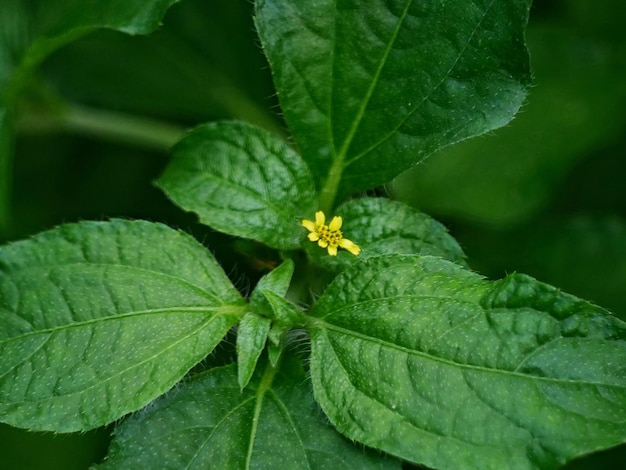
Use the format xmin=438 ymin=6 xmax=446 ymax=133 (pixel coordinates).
xmin=1 ymin=0 xmax=624 ymax=468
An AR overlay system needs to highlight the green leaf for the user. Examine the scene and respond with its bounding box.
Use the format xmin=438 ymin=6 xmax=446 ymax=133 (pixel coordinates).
xmin=40 ymin=1 xmax=281 ymax=134
xmin=250 ymin=259 xmax=295 ymax=316
xmin=392 ymin=24 xmax=626 ymax=228
xmin=262 ymin=289 xmax=305 ymax=327
xmin=1 ymin=0 xmax=179 ymax=92
xmin=267 ymin=341 xmax=282 ymax=368
xmin=237 ymin=312 xmax=271 ymax=390
xmin=0 ymin=219 xmax=245 ymax=432
xmin=157 ymin=121 xmax=317 ymax=250
xmin=0 ymin=0 xmax=180 ymax=232
xmin=305 ymin=197 xmax=467 ymax=271
xmin=464 ymin=215 xmax=626 ymax=320
xmin=262 ymin=288 xmax=305 ymax=367
xmin=98 ymin=360 xmax=401 ymax=469
xmin=307 ymin=255 xmax=626 ymax=470
xmin=248 ymin=260 xmax=302 ymax=367
xmin=256 ymin=0 xmax=532 ymax=208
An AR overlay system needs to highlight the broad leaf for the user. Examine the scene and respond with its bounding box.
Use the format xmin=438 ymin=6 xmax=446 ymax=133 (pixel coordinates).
xmin=461 ymin=215 xmax=626 ymax=320
xmin=392 ymin=25 xmax=626 ymax=228
xmin=256 ymin=0 xmax=532 ymax=206
xmin=308 ymin=255 xmax=626 ymax=470
xmin=305 ymin=197 xmax=466 ymax=271
xmin=0 ymin=220 xmax=245 ymax=432
xmin=98 ymin=360 xmax=401 ymax=469
xmin=157 ymin=121 xmax=316 ymax=250
xmin=237 ymin=312 xmax=271 ymax=390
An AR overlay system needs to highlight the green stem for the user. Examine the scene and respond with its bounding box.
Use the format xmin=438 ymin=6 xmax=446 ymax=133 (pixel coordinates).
xmin=18 ymin=103 xmax=186 ymax=152
xmin=15 ymin=67 xmax=286 ymax=153
xmin=64 ymin=104 xmax=185 ymax=151
xmin=319 ymin=157 xmax=344 ymax=214
xmin=0 ymin=109 xmax=13 ymax=237
xmin=17 ymin=99 xmax=285 ymax=155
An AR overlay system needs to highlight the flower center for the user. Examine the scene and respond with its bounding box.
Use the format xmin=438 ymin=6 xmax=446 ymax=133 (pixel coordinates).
xmin=301 ymin=211 xmax=360 ymax=256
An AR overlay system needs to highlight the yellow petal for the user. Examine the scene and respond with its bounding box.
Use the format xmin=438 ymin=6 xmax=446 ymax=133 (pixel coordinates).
xmin=329 ymin=216 xmax=342 ymax=231
xmin=315 ymin=211 xmax=326 ymax=226
xmin=339 ymin=238 xmax=361 ymax=256
xmin=327 ymin=245 xmax=338 ymax=256
xmin=301 ymin=219 xmax=316 ymax=232
xmin=318 ymin=239 xmax=328 ymax=248
xmin=308 ymin=232 xmax=320 ymax=241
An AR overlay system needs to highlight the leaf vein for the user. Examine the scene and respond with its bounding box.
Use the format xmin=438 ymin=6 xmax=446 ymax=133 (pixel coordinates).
xmin=319 ymin=323 xmax=626 ymax=389
xmin=343 ymin=0 xmax=497 ymax=168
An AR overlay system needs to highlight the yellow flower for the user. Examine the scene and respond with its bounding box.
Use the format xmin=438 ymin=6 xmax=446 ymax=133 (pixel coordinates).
xmin=301 ymin=210 xmax=361 ymax=256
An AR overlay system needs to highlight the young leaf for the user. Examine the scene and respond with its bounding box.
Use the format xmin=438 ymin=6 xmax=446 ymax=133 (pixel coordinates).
xmin=259 ymin=285 xmax=306 ymax=368
xmin=307 ymin=255 xmax=626 ymax=470
xmin=267 ymin=341 xmax=282 ymax=368
xmin=237 ymin=312 xmax=271 ymax=390
xmin=98 ymin=360 xmax=401 ymax=469
xmin=261 ymin=289 xmax=305 ymax=328
xmin=249 ymin=259 xmax=295 ymax=316
xmin=246 ymin=260 xmax=303 ymax=370
xmin=256 ymin=0 xmax=533 ymax=207
xmin=262 ymin=288 xmax=307 ymax=367
xmin=305 ymin=197 xmax=467 ymax=271
xmin=157 ymin=121 xmax=317 ymax=250
xmin=0 ymin=220 xmax=246 ymax=432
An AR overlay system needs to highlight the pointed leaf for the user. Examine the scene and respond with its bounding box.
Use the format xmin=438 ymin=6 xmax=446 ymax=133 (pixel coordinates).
xmin=0 ymin=220 xmax=245 ymax=432
xmin=261 ymin=289 xmax=306 ymax=366
xmin=99 ymin=361 xmax=401 ymax=469
xmin=267 ymin=341 xmax=282 ymax=368
xmin=250 ymin=259 xmax=295 ymax=316
xmin=305 ymin=197 xmax=467 ymax=271
xmin=308 ymin=255 xmax=626 ymax=470
xmin=391 ymin=23 xmax=626 ymax=228
xmin=237 ymin=312 xmax=271 ymax=390
xmin=262 ymin=289 xmax=305 ymax=327
xmin=157 ymin=121 xmax=316 ymax=249
xmin=256 ymin=0 xmax=533 ymax=203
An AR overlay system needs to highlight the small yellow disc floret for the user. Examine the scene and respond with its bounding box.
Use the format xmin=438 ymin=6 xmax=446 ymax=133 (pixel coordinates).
xmin=301 ymin=211 xmax=361 ymax=256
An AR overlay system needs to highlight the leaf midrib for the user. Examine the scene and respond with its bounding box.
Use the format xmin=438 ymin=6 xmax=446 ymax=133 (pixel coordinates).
xmin=1 ymin=313 xmax=238 ymax=408
xmin=191 ymin=170 xmax=303 ymax=222
xmin=342 ymin=0 xmax=498 ymax=169
xmin=3 ymin=261 xmax=237 ymax=305
xmin=330 ymin=0 xmax=413 ymax=168
xmin=310 ymin=293 xmax=483 ymax=320
xmin=184 ymin=394 xmax=257 ymax=469
xmin=0 ymin=305 xmax=241 ymax=348
xmin=316 ymin=321 xmax=626 ymax=389
xmin=321 ymin=0 xmax=413 ymax=208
